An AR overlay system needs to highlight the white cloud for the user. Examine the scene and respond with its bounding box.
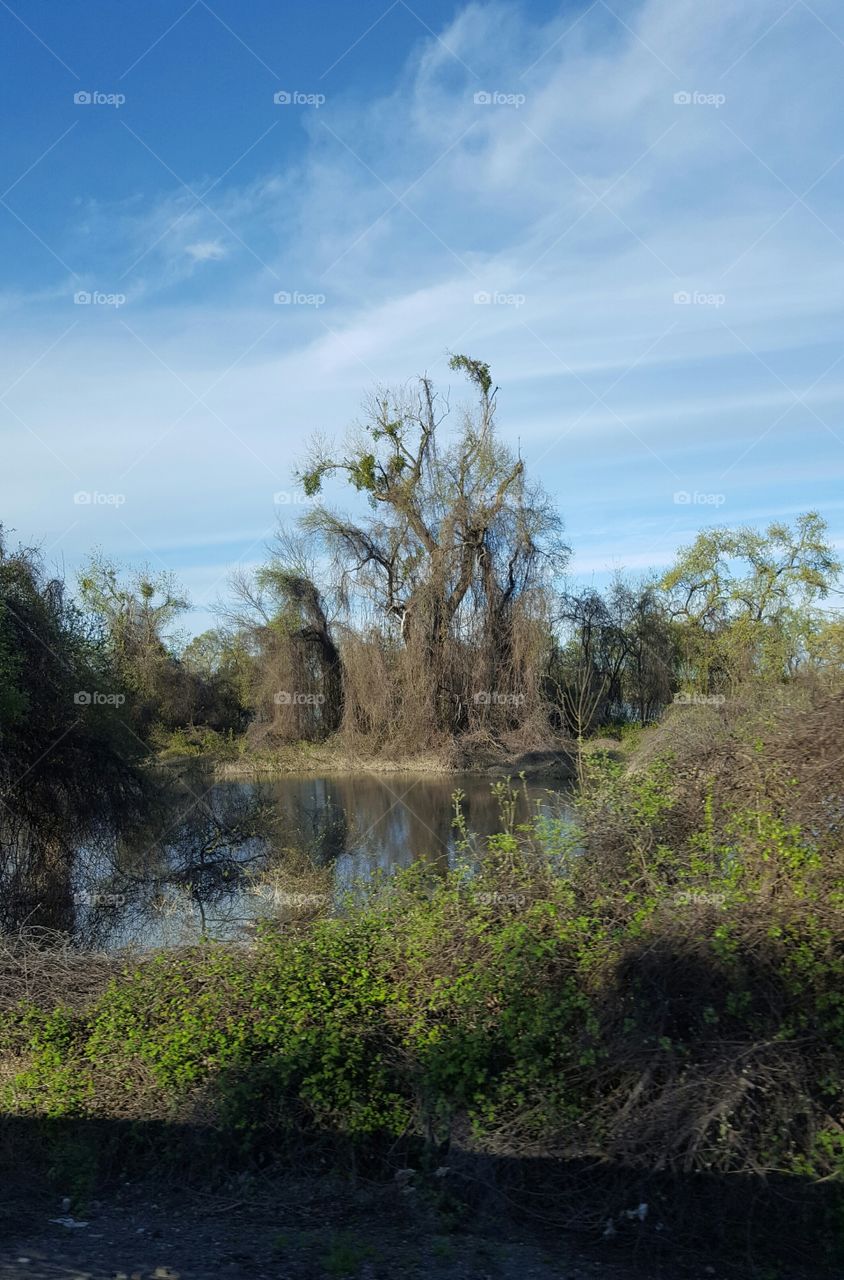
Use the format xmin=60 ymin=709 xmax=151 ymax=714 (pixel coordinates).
xmin=185 ymin=239 xmax=228 ymax=263
xmin=4 ymin=0 xmax=844 ymax=632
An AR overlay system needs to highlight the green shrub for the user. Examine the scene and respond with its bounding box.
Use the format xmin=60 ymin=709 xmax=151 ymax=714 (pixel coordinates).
xmin=5 ymin=701 xmax=844 ymax=1200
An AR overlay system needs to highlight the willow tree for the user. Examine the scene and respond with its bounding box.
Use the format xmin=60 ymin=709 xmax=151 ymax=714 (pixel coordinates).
xmin=296 ymin=355 xmax=568 ymax=742
xmin=78 ymin=554 xmax=191 ymax=734
xmin=661 ymin=512 xmax=841 ymax=691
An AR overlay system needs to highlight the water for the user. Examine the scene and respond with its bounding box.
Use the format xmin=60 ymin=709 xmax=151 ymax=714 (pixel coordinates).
xmin=77 ymin=771 xmax=572 ymax=949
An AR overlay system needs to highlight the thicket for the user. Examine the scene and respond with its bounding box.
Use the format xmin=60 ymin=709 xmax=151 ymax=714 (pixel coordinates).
xmin=3 ymin=687 xmax=844 ymax=1264
xmin=5 ymin=360 xmax=837 ymax=766
xmin=4 ymin=361 xmax=844 ymax=1271
xmin=0 ymin=535 xmax=148 ymax=931
xmin=47 ymin=358 xmax=839 ymax=764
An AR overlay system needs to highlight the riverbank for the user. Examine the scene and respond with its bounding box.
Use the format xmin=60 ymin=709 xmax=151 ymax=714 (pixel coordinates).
xmin=155 ymin=726 xmax=578 ymax=781
xmin=3 ymin=841 xmax=843 ymax=1275
xmin=4 ymin=690 xmax=842 ymax=1274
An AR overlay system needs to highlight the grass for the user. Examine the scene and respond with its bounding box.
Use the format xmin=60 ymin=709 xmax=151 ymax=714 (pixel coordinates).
xmin=155 ymin=723 xmax=571 ymax=778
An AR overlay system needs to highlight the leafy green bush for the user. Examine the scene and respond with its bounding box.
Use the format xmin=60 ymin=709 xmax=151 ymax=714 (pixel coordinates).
xmin=152 ymin=725 xmax=241 ymax=760
xmin=4 ymin=695 xmax=844 ymax=1198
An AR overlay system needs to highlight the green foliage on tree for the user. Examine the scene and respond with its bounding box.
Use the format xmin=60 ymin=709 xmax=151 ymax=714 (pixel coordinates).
xmin=661 ymin=512 xmax=841 ymax=690
xmin=0 ymin=531 xmax=147 ymax=930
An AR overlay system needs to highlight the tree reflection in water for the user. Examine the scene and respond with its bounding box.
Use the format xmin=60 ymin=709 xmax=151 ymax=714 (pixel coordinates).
xmin=27 ymin=768 xmax=570 ymax=949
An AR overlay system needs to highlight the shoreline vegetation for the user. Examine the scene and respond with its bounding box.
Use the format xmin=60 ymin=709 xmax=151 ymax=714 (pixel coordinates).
xmin=2 ymin=358 xmax=844 ymax=1274
xmin=162 ymin=736 xmax=580 ymax=780
xmin=3 ymin=688 xmax=844 ymax=1272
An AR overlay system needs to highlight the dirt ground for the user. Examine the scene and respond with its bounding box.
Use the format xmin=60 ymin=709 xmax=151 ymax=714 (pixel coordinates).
xmin=0 ymin=1181 xmax=729 ymax=1280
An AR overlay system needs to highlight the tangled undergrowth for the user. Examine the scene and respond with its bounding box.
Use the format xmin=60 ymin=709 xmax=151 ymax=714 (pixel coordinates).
xmin=2 ymin=685 xmax=844 ymax=1268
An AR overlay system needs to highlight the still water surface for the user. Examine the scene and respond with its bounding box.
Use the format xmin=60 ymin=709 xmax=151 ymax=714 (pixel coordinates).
xmin=81 ymin=771 xmax=571 ymax=949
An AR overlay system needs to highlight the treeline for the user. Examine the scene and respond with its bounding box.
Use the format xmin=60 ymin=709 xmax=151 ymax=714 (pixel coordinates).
xmin=2 ymin=356 xmax=843 ymax=776
xmin=0 ymin=538 xmax=149 ymax=929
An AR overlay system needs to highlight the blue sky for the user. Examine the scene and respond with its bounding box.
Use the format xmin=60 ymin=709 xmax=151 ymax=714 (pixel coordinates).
xmin=2 ymin=0 xmax=844 ymax=634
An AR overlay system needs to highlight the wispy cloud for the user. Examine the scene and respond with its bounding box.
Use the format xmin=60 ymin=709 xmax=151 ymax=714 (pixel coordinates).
xmin=3 ymin=0 xmax=844 ymax=630
xmin=185 ymin=238 xmax=228 ymax=263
